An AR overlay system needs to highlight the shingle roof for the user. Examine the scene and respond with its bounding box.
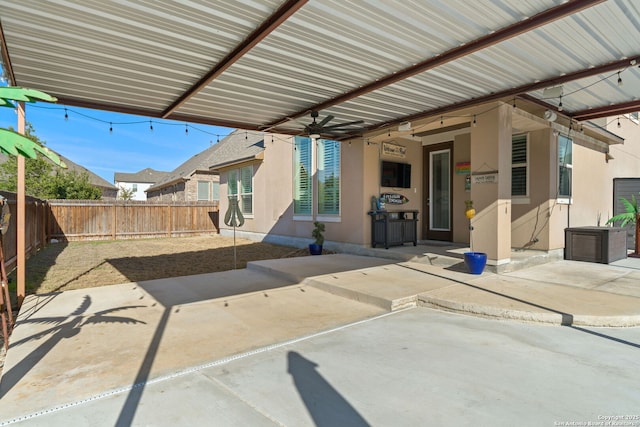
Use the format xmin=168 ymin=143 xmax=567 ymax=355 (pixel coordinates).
xmin=58 ymin=155 xmax=117 ymax=190
xmin=114 ymin=168 xmax=169 ymax=184
xmin=147 ymin=129 xmax=266 ymax=192
xmin=147 ymin=139 xmax=224 ymax=191
xmin=208 ymin=129 xmax=265 ymax=170
xmin=0 ymin=152 xmax=116 ymax=190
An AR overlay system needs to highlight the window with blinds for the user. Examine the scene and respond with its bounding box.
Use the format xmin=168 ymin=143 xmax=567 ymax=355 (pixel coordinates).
xmin=197 ymin=181 xmax=210 ymax=200
xmin=293 ymin=136 xmax=312 ymax=215
xmin=317 ymin=139 xmax=340 ymax=215
xmin=511 ymin=134 xmax=528 ymax=197
xmin=212 ymin=182 xmax=220 ymax=201
xmin=240 ymin=166 xmax=253 ymax=214
xmin=227 ymin=167 xmax=253 ymax=214
xmin=558 ymin=134 xmax=573 ymax=203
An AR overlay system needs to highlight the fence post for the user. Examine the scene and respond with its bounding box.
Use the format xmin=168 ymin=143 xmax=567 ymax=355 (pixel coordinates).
xmin=111 ymin=200 xmax=117 ymax=240
xmin=167 ymin=204 xmax=172 ymax=237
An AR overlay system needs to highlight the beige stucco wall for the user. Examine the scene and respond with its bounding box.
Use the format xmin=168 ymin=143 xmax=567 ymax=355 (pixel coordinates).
xmin=511 ymin=129 xmax=554 ymax=249
xmin=469 ymin=104 xmax=512 ymax=262
xmin=361 ymin=137 xmax=423 ymax=243
xmin=452 ymin=133 xmax=471 ymax=243
xmin=217 ymin=110 xmax=640 ymax=256
xmin=218 ymin=135 xmax=373 ymax=247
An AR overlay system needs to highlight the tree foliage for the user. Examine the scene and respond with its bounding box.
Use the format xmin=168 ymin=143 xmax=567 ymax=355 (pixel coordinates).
xmin=0 ymin=122 xmax=101 ymax=200
xmin=606 ymin=193 xmax=640 ymax=255
xmin=118 ymin=186 xmax=136 ymax=201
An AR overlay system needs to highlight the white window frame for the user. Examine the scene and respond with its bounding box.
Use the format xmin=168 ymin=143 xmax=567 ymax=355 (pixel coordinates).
xmin=511 ymin=133 xmax=530 ymax=204
xmin=293 ymin=136 xmax=313 ymax=220
xmin=227 ymin=165 xmax=254 ymax=217
xmin=557 ymin=134 xmax=573 ymax=204
xmin=292 ymin=137 xmax=342 ymax=222
xmin=197 ymin=180 xmax=210 ymax=201
xmin=316 ymin=139 xmax=341 ymax=221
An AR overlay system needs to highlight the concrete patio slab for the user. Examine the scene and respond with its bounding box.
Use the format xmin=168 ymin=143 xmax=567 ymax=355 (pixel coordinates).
xmin=1 ymin=253 xmax=640 ymax=425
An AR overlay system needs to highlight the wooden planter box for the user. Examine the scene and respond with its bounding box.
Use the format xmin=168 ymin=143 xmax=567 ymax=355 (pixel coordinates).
xmin=564 ymin=227 xmax=627 ymax=264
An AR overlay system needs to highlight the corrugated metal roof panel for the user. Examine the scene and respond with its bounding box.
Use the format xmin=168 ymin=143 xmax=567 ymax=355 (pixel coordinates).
xmin=1 ymin=0 xmax=638 ymax=132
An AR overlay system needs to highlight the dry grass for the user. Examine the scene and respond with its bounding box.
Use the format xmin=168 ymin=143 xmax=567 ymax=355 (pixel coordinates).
xmin=1 ymin=234 xmax=325 ymax=372
xmin=10 ymin=234 xmax=316 ymax=295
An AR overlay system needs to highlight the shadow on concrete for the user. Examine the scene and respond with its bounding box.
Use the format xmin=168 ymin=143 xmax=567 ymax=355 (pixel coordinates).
xmin=0 ymin=295 xmax=145 ymax=399
xmin=400 ymin=263 xmax=640 ymax=349
xmin=569 ymin=326 xmax=640 ymax=349
xmin=287 ymin=351 xmax=370 ymax=427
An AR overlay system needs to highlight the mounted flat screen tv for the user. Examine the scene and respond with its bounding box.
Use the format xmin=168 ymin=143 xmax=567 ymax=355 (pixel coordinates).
xmin=381 ymin=161 xmax=411 ymax=188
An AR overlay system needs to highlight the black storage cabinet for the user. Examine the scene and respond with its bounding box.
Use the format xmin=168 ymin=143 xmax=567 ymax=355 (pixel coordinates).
xmin=564 ymin=226 xmax=627 ymax=263
xmin=369 ymin=210 xmax=418 ymax=249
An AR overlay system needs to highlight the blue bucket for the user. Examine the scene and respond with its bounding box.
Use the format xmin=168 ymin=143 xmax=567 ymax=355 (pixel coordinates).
xmin=464 ymin=252 xmax=487 ymax=274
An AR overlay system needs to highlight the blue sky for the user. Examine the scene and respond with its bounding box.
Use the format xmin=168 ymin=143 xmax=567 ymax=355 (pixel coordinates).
xmin=0 ymin=101 xmax=232 ymax=183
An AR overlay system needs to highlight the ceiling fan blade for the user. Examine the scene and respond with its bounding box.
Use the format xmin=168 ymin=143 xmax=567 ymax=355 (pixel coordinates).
xmin=317 ymin=114 xmax=334 ymax=127
xmin=323 ymin=120 xmax=365 ymax=130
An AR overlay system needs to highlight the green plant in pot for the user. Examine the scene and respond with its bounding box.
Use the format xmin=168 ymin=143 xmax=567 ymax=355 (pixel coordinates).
xmin=606 ymin=192 xmax=639 ymax=257
xmin=309 ymin=221 xmax=325 ymax=255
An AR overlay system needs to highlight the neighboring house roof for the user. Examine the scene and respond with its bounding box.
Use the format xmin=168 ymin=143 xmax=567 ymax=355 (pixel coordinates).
xmin=114 ymin=168 xmax=169 ymax=184
xmin=57 ymin=154 xmax=117 ymax=190
xmin=208 ymin=129 xmax=265 ymax=170
xmin=147 ymin=139 xmax=225 ymax=192
xmin=0 ymin=151 xmax=116 ymax=190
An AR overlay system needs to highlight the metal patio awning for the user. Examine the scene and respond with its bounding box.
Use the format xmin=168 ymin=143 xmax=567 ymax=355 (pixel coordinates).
xmin=0 ymin=0 xmax=638 ymax=137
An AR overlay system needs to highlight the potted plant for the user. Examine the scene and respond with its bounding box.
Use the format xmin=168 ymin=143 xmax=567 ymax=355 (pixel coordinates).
xmin=606 ymin=192 xmax=640 ymax=257
xmin=463 ymin=200 xmax=487 ymax=274
xmin=309 ymin=221 xmax=325 ymax=255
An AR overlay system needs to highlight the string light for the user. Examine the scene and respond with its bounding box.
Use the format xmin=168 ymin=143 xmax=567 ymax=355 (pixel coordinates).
xmin=64 ymin=108 xmax=68 ymax=121
xmin=440 ymin=116 xmax=443 ymax=127
xmin=185 ymin=124 xmax=189 ymax=136
xmin=149 ymin=120 xmax=153 ymax=132
xmin=109 ymin=122 xmax=113 ymax=134
xmin=617 ymin=117 xmax=621 ymax=128
xmin=512 ymin=98 xmax=517 ymax=109
xmin=558 ymin=95 xmax=563 ymax=112
xmin=617 ymin=71 xmax=623 ymax=87
xmin=472 ymin=115 xmax=477 ymax=127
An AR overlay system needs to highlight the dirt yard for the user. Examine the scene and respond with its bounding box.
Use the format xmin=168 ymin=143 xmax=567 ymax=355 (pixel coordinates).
xmin=11 ymin=234 xmax=315 ymax=295
xmin=1 ymin=234 xmax=321 ymax=372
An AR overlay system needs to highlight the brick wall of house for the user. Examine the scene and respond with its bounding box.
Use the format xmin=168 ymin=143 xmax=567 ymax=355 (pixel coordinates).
xmin=146 ymin=182 xmax=186 ymax=202
xmin=185 ymin=172 xmax=219 ymax=201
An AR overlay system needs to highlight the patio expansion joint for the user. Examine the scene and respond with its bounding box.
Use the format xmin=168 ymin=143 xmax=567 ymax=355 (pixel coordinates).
xmin=0 ymin=309 xmax=410 ymax=426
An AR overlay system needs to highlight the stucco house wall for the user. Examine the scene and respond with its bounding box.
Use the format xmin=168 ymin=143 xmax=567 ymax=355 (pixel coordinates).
xmin=215 ymin=102 xmax=638 ymax=268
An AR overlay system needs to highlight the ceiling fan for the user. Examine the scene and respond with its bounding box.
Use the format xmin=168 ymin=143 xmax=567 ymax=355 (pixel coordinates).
xmin=303 ymin=111 xmax=364 ymax=138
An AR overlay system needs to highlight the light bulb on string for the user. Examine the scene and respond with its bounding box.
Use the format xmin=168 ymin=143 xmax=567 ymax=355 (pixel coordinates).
xmin=617 ymin=117 xmax=621 ymax=128
xmin=440 ymin=116 xmax=443 ymax=127
xmin=149 ymin=121 xmax=153 ymax=132
xmin=617 ymin=71 xmax=623 ymax=87
xmin=512 ymin=98 xmax=517 ymax=110
xmin=558 ymin=96 xmax=563 ymax=112
xmin=472 ymin=115 xmax=477 ymax=127
xmin=185 ymin=124 xmax=189 ymax=136
xmin=64 ymin=108 xmax=68 ymax=121
xmin=109 ymin=122 xmax=113 ymax=134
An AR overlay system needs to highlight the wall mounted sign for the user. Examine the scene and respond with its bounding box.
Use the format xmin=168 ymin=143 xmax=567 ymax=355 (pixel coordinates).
xmin=472 ymin=173 xmax=498 ymax=184
xmin=382 ymin=142 xmax=406 ymax=159
xmin=455 ymin=161 xmax=471 ymax=174
xmin=381 ymin=193 xmax=409 ymax=204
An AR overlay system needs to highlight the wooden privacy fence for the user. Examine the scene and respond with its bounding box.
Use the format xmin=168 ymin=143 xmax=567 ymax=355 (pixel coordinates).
xmin=47 ymin=199 xmax=219 ymax=241
xmin=0 ymin=191 xmax=48 ymax=272
xmin=0 ymin=193 xmax=219 ymax=269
